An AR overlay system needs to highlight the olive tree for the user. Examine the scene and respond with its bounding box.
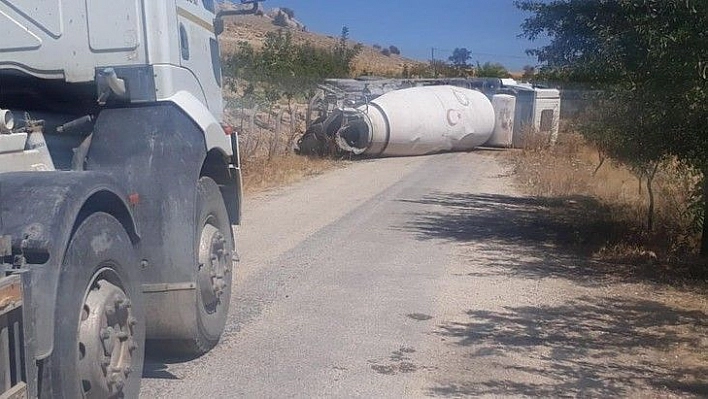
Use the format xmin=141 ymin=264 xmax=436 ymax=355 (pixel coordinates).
xmin=517 ymin=0 xmax=708 ymax=255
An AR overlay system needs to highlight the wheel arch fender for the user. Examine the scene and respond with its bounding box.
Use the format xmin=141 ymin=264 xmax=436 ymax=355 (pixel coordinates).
xmin=167 ymin=91 xmax=243 ymax=225
xmin=0 ymin=171 xmax=140 ymax=359
xmin=71 ymin=189 xmax=140 ymax=245
xmin=167 ymin=90 xmax=233 ymax=157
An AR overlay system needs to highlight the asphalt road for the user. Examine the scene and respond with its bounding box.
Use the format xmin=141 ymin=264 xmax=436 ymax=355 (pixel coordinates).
xmin=140 ymin=152 xmax=708 ymax=398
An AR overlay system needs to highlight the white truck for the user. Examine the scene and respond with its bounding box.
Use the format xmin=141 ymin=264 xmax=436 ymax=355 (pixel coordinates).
xmin=0 ymin=1 xmax=261 ymax=397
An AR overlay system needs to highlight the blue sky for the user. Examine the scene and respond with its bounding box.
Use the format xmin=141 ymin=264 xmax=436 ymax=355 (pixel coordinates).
xmin=241 ymin=0 xmax=546 ymax=71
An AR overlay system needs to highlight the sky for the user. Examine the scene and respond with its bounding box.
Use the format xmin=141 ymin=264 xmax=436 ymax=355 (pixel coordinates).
xmin=241 ymin=0 xmax=547 ymax=71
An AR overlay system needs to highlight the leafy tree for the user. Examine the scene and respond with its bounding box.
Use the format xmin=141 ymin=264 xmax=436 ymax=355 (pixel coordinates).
xmin=521 ymin=65 xmax=535 ymax=81
xmin=517 ymin=0 xmax=708 ymax=256
xmin=389 ymin=45 xmax=401 ymax=55
xmin=381 ymin=48 xmax=391 ymax=57
xmin=475 ymin=61 xmax=511 ymax=78
xmin=448 ymin=48 xmax=472 ymax=68
xmin=333 ymin=26 xmax=363 ymax=76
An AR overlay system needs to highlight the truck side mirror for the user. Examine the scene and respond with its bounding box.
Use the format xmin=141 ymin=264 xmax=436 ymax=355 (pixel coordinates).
xmin=214 ymin=0 xmax=265 ymax=36
xmin=214 ymin=18 xmax=225 ymax=36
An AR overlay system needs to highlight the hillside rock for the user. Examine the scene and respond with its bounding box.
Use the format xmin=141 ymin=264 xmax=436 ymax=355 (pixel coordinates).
xmin=266 ymin=8 xmax=306 ymax=31
xmin=219 ymin=14 xmax=425 ymax=77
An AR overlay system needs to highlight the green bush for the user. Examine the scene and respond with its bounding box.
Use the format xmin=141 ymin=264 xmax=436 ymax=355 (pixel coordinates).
xmin=223 ymin=27 xmax=362 ymax=105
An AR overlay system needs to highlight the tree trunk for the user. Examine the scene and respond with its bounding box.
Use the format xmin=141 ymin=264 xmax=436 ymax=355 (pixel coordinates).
xmin=701 ymin=174 xmax=708 ymax=257
xmin=593 ymin=152 xmax=606 ymax=176
xmin=646 ymin=163 xmax=659 ymax=232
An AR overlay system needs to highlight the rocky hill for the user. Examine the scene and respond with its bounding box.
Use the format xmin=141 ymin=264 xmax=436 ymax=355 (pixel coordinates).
xmin=220 ymin=12 xmax=425 ymax=77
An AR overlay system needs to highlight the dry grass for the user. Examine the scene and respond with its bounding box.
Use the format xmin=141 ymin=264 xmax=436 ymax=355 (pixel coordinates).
xmin=509 ymin=128 xmax=703 ymax=274
xmin=227 ymin=100 xmax=340 ymax=194
xmin=241 ymin=153 xmax=339 ymax=193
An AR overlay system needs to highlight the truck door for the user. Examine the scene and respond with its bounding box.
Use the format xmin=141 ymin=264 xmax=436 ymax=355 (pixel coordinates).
xmin=175 ymin=0 xmax=223 ymax=118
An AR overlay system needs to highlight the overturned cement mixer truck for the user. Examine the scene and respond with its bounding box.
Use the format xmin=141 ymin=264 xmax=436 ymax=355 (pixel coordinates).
xmin=297 ymin=78 xmax=561 ymax=157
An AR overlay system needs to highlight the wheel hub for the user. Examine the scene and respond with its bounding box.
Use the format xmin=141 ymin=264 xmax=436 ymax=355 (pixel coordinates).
xmin=198 ymin=223 xmax=231 ymax=313
xmin=78 ymin=280 xmax=138 ymax=398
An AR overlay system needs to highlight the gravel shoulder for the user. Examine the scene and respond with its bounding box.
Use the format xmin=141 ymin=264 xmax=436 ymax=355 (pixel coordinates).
xmin=141 ymin=151 xmax=708 ymax=398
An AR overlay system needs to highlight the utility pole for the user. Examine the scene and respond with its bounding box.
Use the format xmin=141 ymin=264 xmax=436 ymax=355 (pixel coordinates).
xmin=431 ymin=47 xmax=438 ymax=78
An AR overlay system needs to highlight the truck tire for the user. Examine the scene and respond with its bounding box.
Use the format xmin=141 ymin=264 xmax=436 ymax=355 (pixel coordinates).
xmin=182 ymin=176 xmax=234 ymax=355
xmin=41 ymin=212 xmax=145 ymax=399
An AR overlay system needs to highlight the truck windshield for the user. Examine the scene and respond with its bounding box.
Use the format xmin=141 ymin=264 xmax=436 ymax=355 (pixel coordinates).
xmin=202 ymin=0 xmax=215 ymax=13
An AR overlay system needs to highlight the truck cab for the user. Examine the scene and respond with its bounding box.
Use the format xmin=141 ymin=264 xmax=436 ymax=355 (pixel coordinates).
xmin=0 ymin=1 xmax=259 ymax=397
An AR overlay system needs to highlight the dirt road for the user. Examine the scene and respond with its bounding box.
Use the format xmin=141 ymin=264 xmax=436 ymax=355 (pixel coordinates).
xmin=140 ymin=152 xmax=707 ymax=398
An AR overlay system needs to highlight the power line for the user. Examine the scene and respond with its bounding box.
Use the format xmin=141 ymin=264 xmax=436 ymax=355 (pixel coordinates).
xmin=431 ymin=46 xmax=533 ymax=60
xmin=472 ymin=52 xmax=531 ymax=60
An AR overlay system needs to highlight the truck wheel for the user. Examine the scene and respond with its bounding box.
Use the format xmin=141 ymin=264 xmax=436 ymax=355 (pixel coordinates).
xmin=42 ymin=212 xmax=145 ymax=399
xmin=187 ymin=176 xmax=234 ymax=355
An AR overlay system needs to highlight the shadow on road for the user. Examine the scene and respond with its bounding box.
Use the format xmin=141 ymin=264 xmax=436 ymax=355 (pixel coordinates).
xmin=141 ymin=361 xmax=180 ymax=380
xmin=431 ymin=297 xmax=708 ymax=397
xmin=142 ymin=343 xmax=203 ymax=379
xmin=399 ymin=192 xmax=699 ymax=287
xmin=398 ymin=191 xmax=708 ymax=397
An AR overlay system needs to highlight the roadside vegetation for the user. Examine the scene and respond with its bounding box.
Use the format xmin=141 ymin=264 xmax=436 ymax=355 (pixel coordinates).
xmin=512 ymin=0 xmax=708 ymax=278
xmin=406 ymin=47 xmax=512 ymax=79
xmin=221 ymin=25 xmax=361 ymax=192
xmin=511 ymin=128 xmax=704 ymax=277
